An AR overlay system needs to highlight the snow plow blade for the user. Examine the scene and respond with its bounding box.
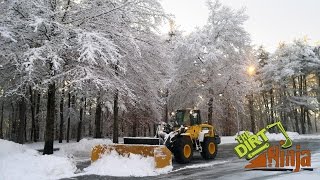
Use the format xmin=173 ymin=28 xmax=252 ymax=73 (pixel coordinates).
xmin=91 ymin=144 xmax=172 ymax=168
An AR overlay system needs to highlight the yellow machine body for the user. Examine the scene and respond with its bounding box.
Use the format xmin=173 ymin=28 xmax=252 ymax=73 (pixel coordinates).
xmin=184 ymin=124 xmax=215 ymax=140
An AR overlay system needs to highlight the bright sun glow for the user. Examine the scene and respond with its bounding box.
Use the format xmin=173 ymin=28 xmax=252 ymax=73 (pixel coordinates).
xmin=247 ymin=65 xmax=256 ymax=76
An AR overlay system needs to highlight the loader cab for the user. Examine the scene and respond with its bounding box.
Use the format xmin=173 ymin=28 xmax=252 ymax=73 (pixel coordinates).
xmin=175 ymin=109 xmax=201 ymax=126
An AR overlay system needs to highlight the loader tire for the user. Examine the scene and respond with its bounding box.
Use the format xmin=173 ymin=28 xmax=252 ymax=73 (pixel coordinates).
xmin=173 ymin=136 xmax=193 ymax=164
xmin=201 ymin=137 xmax=217 ymax=160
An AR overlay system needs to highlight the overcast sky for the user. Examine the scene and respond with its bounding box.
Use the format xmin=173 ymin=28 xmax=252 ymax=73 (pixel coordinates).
xmin=161 ymin=0 xmax=320 ymax=52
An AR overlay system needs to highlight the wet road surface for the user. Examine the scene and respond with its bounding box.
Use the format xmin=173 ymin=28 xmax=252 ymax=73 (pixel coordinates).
xmin=62 ymin=139 xmax=320 ymax=180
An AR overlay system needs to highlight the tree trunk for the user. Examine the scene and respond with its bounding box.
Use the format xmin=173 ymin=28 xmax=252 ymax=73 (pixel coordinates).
xmin=24 ymin=114 xmax=27 ymax=142
xmin=248 ymin=94 xmax=255 ymax=133
xmin=89 ymin=101 xmax=92 ymax=136
xmin=17 ymin=98 xmax=26 ymax=144
xmin=77 ymin=97 xmax=84 ymax=142
xmin=281 ymin=89 xmax=288 ymax=129
xmin=66 ymin=92 xmax=71 ymax=142
xmin=101 ymin=108 xmax=104 ymax=136
xmin=8 ymin=104 xmax=13 ymax=140
xmin=222 ymin=101 xmax=232 ymax=136
xmin=299 ymin=75 xmax=306 ymax=134
xmin=113 ymin=90 xmax=119 ymax=143
xmin=300 ymin=106 xmax=306 ymax=134
xmin=315 ymin=113 xmax=318 ymax=133
xmin=306 ymin=110 xmax=312 ymax=133
xmin=70 ymin=95 xmax=76 ymax=139
xmin=153 ymin=123 xmax=157 ymax=136
xmin=55 ymin=102 xmax=59 ymax=140
xmin=34 ymin=91 xmax=41 ymax=142
xmin=113 ymin=60 xmax=120 ymax=143
xmin=29 ymin=86 xmax=36 ymax=141
xmin=121 ymin=118 xmax=124 ymax=136
xmin=0 ymin=102 xmax=4 ymax=139
xmin=132 ymin=117 xmax=137 ymax=137
xmin=11 ymin=102 xmax=16 ymax=142
xmin=208 ymin=97 xmax=213 ymax=125
xmin=164 ymin=89 xmax=169 ymax=123
xmin=292 ymin=77 xmax=300 ymax=133
xmin=83 ymin=98 xmax=86 ymax=136
xmin=262 ymin=92 xmax=270 ymax=125
xmin=304 ymin=77 xmax=312 ymax=133
xmin=59 ymin=89 xmax=64 ymax=143
xmin=95 ymin=96 xmax=102 ymax=138
xmin=43 ymin=82 xmax=56 ymax=155
xmin=269 ymin=89 xmax=274 ymax=124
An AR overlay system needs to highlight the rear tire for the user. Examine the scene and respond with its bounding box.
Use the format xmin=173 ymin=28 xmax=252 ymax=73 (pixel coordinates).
xmin=173 ymin=136 xmax=193 ymax=163
xmin=201 ymin=137 xmax=217 ymax=160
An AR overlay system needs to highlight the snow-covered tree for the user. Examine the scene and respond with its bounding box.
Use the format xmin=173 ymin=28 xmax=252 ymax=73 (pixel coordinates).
xmin=0 ymin=0 xmax=170 ymax=150
xmin=259 ymin=39 xmax=320 ymax=133
xmin=167 ymin=0 xmax=253 ymax=135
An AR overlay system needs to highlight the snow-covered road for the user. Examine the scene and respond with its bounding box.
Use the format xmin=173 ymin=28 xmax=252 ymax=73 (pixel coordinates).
xmin=66 ymin=139 xmax=320 ymax=180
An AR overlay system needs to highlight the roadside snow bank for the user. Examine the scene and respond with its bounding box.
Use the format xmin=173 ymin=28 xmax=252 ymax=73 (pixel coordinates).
xmin=221 ymin=131 xmax=320 ymax=144
xmin=60 ymin=138 xmax=112 ymax=155
xmin=266 ymin=131 xmax=300 ymax=141
xmin=24 ymin=138 xmax=112 ymax=157
xmin=0 ymin=138 xmax=35 ymax=156
xmin=83 ymin=150 xmax=173 ymax=177
xmin=0 ymin=139 xmax=76 ymax=180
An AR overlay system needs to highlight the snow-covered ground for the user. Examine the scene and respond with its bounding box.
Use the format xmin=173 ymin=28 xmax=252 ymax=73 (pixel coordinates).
xmin=0 ymin=139 xmax=76 ymax=180
xmin=1 ymin=132 xmax=320 ymax=180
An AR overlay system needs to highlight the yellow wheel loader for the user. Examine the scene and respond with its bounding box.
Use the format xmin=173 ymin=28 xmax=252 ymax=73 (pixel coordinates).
xmin=159 ymin=109 xmax=221 ymax=163
xmin=91 ymin=109 xmax=220 ymax=168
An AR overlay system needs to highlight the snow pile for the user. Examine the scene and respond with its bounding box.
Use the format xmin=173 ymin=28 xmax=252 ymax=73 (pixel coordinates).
xmin=265 ymin=131 xmax=300 ymax=141
xmin=60 ymin=138 xmax=112 ymax=155
xmin=83 ymin=150 xmax=173 ymax=177
xmin=0 ymin=139 xmax=76 ymax=180
xmin=221 ymin=131 xmax=320 ymax=144
xmin=221 ymin=131 xmax=253 ymax=144
xmin=221 ymin=136 xmax=238 ymax=144
xmin=0 ymin=139 xmax=36 ymax=156
xmin=24 ymin=138 xmax=112 ymax=157
xmin=24 ymin=140 xmax=75 ymax=150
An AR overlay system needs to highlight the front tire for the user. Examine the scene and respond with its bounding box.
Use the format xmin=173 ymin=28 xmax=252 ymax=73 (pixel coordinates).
xmin=173 ymin=136 xmax=193 ymax=163
xmin=201 ymin=137 xmax=218 ymax=160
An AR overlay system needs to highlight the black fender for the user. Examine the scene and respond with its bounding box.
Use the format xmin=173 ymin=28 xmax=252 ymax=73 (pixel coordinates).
xmin=214 ymin=135 xmax=221 ymax=144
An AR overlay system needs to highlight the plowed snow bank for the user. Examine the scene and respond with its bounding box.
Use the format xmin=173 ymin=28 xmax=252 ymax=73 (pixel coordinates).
xmin=83 ymin=150 xmax=173 ymax=177
xmin=0 ymin=139 xmax=76 ymax=180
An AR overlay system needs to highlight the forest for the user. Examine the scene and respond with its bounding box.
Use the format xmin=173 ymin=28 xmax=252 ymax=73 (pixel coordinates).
xmin=0 ymin=0 xmax=319 ymax=155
